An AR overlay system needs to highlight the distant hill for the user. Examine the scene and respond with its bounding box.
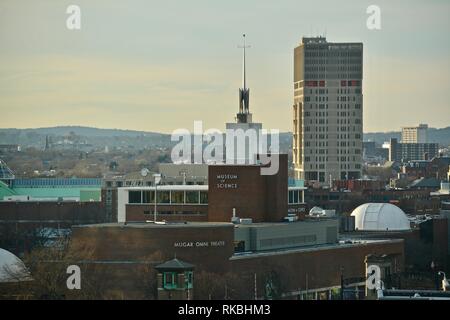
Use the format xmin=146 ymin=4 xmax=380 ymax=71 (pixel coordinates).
xmin=364 ymin=126 xmax=450 ymax=146
xmin=0 ymin=126 xmax=168 ymax=138
xmin=0 ymin=126 xmax=448 ymax=150
xmin=0 ymin=126 xmax=172 ymax=150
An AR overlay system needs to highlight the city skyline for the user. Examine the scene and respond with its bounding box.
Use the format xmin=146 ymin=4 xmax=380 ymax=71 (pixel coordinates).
xmin=1 ymin=0 xmax=449 ymax=134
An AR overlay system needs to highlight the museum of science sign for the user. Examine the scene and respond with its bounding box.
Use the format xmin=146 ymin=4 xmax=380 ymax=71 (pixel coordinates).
xmin=216 ymin=174 xmax=238 ymax=189
xmin=174 ymin=241 xmax=226 ymax=248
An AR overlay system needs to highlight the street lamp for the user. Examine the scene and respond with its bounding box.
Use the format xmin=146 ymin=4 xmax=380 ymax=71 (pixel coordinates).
xmin=340 ymin=266 xmax=345 ymax=300
xmin=153 ymin=174 xmax=162 ymax=222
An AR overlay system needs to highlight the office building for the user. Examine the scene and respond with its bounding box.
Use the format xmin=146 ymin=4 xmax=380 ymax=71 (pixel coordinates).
xmin=402 ymin=124 xmax=428 ymax=144
xmin=389 ymin=138 xmax=439 ymax=162
xmin=117 ymin=154 xmax=308 ymax=223
xmin=293 ymin=37 xmax=363 ymax=184
xmin=68 ymin=219 xmax=404 ymax=300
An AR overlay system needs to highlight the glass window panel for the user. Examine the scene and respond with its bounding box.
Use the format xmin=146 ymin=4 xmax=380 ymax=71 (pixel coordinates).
xmin=157 ymin=191 xmax=170 ymax=204
xmin=129 ymin=191 xmax=142 ymax=204
xmin=142 ymin=191 xmax=155 ymax=203
xmin=294 ymin=190 xmax=299 ymax=204
xmin=200 ymin=191 xmax=208 ymax=204
xmin=171 ymin=191 xmax=184 ymax=204
xmin=185 ymin=191 xmax=199 ymax=204
xmin=289 ymin=190 xmax=294 ymax=204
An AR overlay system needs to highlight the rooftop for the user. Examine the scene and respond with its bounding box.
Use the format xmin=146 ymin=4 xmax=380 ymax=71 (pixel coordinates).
xmin=120 ymin=185 xmax=208 ymax=191
xmin=231 ymin=239 xmax=404 ymax=260
xmin=73 ymin=221 xmax=234 ymax=229
xmin=234 ymin=218 xmax=337 ymax=229
xmin=155 ymin=258 xmax=194 ymax=270
xmin=408 ymin=177 xmax=441 ymax=189
xmin=0 ymin=159 xmax=14 ymax=181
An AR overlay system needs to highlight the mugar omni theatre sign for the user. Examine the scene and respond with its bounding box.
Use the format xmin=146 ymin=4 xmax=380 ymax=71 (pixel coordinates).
xmin=216 ymin=174 xmax=238 ymax=189
xmin=174 ymin=241 xmax=226 ymax=248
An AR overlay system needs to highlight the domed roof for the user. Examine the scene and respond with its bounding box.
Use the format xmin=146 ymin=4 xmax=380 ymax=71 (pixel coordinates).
xmin=351 ymin=203 xmax=411 ymax=231
xmin=309 ymin=206 xmax=323 ymax=215
xmin=0 ymin=248 xmax=31 ymax=282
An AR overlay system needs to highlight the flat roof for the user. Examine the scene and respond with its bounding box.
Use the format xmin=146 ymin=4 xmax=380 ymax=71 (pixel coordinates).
xmin=231 ymin=239 xmax=404 ymax=260
xmin=234 ymin=219 xmax=337 ymax=228
xmin=120 ymin=185 xmax=208 ymax=191
xmin=73 ymin=221 xmax=233 ymax=229
xmin=119 ymin=185 xmax=307 ymax=191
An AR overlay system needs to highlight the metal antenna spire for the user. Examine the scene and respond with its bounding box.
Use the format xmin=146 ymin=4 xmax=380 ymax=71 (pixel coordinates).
xmin=238 ymin=34 xmax=251 ymax=90
xmin=238 ymin=34 xmax=251 ymax=117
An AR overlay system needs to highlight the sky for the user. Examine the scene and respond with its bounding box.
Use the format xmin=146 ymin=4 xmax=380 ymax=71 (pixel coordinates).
xmin=0 ymin=0 xmax=449 ymax=134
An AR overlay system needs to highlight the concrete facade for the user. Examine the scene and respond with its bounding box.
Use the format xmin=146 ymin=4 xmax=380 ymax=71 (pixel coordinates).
xmin=234 ymin=219 xmax=338 ymax=252
xmin=402 ymin=124 xmax=428 ymax=144
xmin=293 ymin=37 xmax=363 ymax=184
xmin=68 ymin=222 xmax=405 ymax=299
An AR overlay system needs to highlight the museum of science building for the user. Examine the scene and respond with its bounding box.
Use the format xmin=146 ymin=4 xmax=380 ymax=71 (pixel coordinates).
xmin=65 ymin=154 xmax=406 ymax=300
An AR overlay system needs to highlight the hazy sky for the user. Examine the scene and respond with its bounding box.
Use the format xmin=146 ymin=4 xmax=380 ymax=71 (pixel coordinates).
xmin=0 ymin=0 xmax=449 ymax=133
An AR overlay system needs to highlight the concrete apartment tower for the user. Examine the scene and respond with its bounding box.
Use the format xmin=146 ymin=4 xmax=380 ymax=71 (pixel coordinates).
xmin=401 ymin=124 xmax=428 ymax=143
xmin=293 ymin=37 xmax=363 ymax=184
xmin=226 ymin=34 xmax=262 ymax=164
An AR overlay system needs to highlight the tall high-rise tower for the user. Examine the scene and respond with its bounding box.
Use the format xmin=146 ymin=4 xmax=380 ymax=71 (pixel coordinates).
xmin=401 ymin=124 xmax=428 ymax=144
xmin=293 ymin=37 xmax=363 ymax=184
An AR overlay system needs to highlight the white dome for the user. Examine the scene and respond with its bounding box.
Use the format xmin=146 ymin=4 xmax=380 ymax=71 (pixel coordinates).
xmin=351 ymin=203 xmax=411 ymax=231
xmin=309 ymin=206 xmax=323 ymax=215
xmin=0 ymin=248 xmax=31 ymax=282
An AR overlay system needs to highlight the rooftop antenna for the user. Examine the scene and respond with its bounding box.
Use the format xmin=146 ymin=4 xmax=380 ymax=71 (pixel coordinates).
xmin=237 ymin=34 xmax=251 ymax=117
xmin=238 ymin=34 xmax=251 ymax=90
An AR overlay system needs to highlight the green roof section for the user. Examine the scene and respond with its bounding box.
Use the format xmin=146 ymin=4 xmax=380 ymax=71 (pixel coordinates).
xmin=9 ymin=187 xmax=101 ymax=201
xmin=0 ymin=181 xmax=17 ymax=199
xmin=0 ymin=181 xmax=101 ymax=202
xmin=80 ymin=189 xmax=102 ymax=202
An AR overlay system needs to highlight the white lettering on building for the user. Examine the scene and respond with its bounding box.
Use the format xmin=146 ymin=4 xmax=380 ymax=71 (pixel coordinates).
xmin=217 ymin=174 xmax=239 ymax=189
xmin=173 ymin=241 xmax=226 ymax=248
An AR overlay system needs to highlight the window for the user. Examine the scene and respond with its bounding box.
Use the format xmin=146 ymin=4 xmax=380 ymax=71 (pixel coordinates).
xmin=294 ymin=190 xmax=299 ymax=203
xmin=171 ymin=191 xmax=184 ymax=204
xmin=142 ymin=191 xmax=154 ymax=203
xmin=129 ymin=191 xmax=142 ymax=204
xmin=185 ymin=271 xmax=193 ymax=289
xmin=163 ymin=272 xmax=177 ymax=289
xmin=200 ymin=191 xmax=208 ymax=204
xmin=157 ymin=191 xmax=170 ymax=204
xmin=186 ymin=191 xmax=199 ymax=204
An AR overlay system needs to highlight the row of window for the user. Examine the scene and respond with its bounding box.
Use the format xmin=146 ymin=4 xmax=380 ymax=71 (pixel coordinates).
xmin=304 ymin=156 xmax=361 ymax=163
xmin=259 ymin=234 xmax=317 ymax=249
xmin=304 ymin=119 xmax=361 ymax=126
xmin=304 ymin=147 xmax=361 ymax=155
xmin=305 ymin=141 xmax=329 ymax=147
xmin=128 ymin=190 xmax=208 ymax=205
xmin=304 ymin=103 xmax=361 ymax=110
xmin=305 ymin=96 xmax=356 ymax=102
xmin=13 ymin=178 xmax=101 ymax=187
xmin=303 ymin=134 xmax=361 ymax=140
xmin=143 ymin=210 xmax=205 ymax=215
xmin=305 ymin=66 xmax=362 ymax=73
xmin=304 ymin=50 xmax=361 ymax=58
xmin=163 ymin=271 xmax=193 ymax=289
xmin=288 ymin=189 xmax=303 ymax=204
xmin=304 ymin=59 xmax=362 ymax=65
xmin=304 ymin=163 xmax=362 ymax=171
xmin=304 ymin=74 xmax=362 ymax=80
xmin=305 ymin=123 xmax=360 ymax=132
